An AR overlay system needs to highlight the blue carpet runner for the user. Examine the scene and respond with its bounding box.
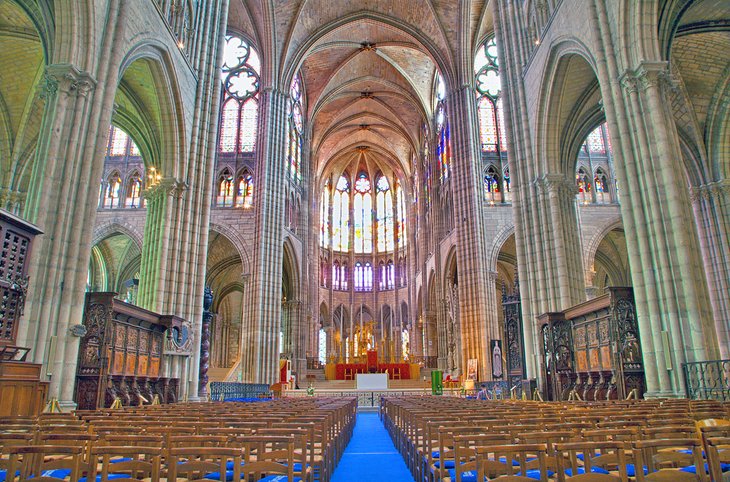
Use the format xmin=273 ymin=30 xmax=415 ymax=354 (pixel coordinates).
xmin=331 ymin=412 xmax=415 ymax=482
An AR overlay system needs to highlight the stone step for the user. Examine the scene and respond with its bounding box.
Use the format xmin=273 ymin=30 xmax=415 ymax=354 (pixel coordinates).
xmin=207 ymin=366 xmax=232 ymax=382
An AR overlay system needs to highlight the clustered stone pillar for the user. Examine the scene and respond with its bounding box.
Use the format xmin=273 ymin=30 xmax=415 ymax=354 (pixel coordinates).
xmin=690 ymin=183 xmax=730 ymax=358
xmin=17 ymin=1 xmax=130 ymax=409
xmin=241 ymin=88 xmax=290 ymax=384
xmin=447 ymin=85 xmax=493 ymax=378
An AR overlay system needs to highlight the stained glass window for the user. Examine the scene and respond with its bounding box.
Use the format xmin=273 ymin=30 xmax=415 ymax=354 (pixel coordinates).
xmin=332 ymin=262 xmax=340 ymax=290
xmin=586 ymin=125 xmax=605 ymax=153
xmin=478 ymin=97 xmax=497 ymax=152
xmin=103 ymin=171 xmax=122 ymax=208
xmin=219 ymin=35 xmax=260 ymax=153
xmin=396 ymin=180 xmax=407 ymax=249
xmin=386 ymin=260 xmax=394 ymax=289
xmin=126 ymin=172 xmax=142 ymax=208
xmin=236 ymin=171 xmax=253 ymax=208
xmin=475 ymin=36 xmax=507 ymax=153
xmin=484 ymin=165 xmax=500 ymax=200
xmin=434 ymin=72 xmax=451 ymax=181
xmin=354 ymin=262 xmax=364 ymax=291
xmin=217 ymin=170 xmax=234 ymax=206
xmin=320 ymin=181 xmax=330 ymax=248
xmin=376 ymin=176 xmax=394 ymax=252
xmin=364 ymin=262 xmax=372 ymax=291
xmin=239 ymin=99 xmax=258 ymax=152
xmin=288 ymin=73 xmax=303 ymax=182
xmin=107 ymin=126 xmax=141 ymax=157
xmin=354 ymin=173 xmax=372 ymax=254
xmin=595 ymin=167 xmax=610 ymax=204
xmin=341 ymin=263 xmax=348 ymax=290
xmin=219 ymin=98 xmax=239 ymax=153
xmin=109 ymin=127 xmax=129 ymax=156
xmin=130 ymin=141 xmax=141 ymax=157
xmin=576 ymin=167 xmax=591 ymax=203
xmin=332 ymin=175 xmax=350 ymax=252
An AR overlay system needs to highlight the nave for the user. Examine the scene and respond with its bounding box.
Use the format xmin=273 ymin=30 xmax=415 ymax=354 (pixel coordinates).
xmin=3 ymin=395 xmax=730 ymax=481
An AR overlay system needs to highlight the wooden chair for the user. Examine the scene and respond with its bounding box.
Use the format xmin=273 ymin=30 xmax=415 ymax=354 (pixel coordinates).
xmin=705 ymin=437 xmax=730 ymax=482
xmin=98 ymin=435 xmax=163 ymax=448
xmin=258 ymin=427 xmax=313 ymax=482
xmin=88 ymin=446 xmax=162 ymax=482
xmin=633 ymin=438 xmax=707 ymax=482
xmin=5 ymin=445 xmax=83 ymax=482
xmin=452 ymin=433 xmax=512 ymax=482
xmin=37 ymin=433 xmax=98 ymax=476
xmin=240 ymin=435 xmax=295 ymax=482
xmin=476 ymin=443 xmax=549 ymax=482
xmin=555 ymin=441 xmax=628 ymax=482
xmin=166 ymin=447 xmax=243 ymax=482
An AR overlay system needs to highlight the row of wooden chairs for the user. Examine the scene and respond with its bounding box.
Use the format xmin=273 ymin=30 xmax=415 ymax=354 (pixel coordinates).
xmin=1 ymin=397 xmax=357 ymax=482
xmin=381 ymin=397 xmax=730 ymax=482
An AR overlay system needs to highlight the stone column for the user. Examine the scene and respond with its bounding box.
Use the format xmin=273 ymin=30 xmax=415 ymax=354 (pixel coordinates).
xmin=18 ymin=51 xmax=121 ymax=408
xmin=614 ymin=62 xmax=717 ymax=396
xmin=241 ymin=88 xmax=289 ymax=383
xmin=690 ymin=182 xmax=730 ymax=358
xmin=447 ymin=86 xmax=493 ymax=377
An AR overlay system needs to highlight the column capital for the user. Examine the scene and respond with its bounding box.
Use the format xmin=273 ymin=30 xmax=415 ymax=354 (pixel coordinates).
xmin=620 ymin=61 xmax=675 ymax=95
xmin=533 ymin=174 xmax=577 ymax=200
xmin=690 ymin=179 xmax=730 ymax=203
xmin=145 ymin=177 xmax=188 ymax=201
xmin=42 ymin=63 xmax=97 ymax=98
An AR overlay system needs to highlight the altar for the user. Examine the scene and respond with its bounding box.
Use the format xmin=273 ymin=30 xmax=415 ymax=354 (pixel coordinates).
xmin=325 ymin=350 xmax=419 ymax=380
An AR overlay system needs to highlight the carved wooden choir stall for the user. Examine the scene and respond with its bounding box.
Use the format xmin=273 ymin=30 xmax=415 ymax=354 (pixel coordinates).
xmin=538 ymin=287 xmax=645 ymax=401
xmin=73 ymin=292 xmax=188 ymax=410
xmin=0 ymin=209 xmax=45 ymax=416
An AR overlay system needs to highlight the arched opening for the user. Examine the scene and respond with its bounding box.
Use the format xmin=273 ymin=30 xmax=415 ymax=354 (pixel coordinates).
xmin=87 ymin=232 xmax=142 ymax=305
xmin=205 ymin=230 xmax=245 ymax=378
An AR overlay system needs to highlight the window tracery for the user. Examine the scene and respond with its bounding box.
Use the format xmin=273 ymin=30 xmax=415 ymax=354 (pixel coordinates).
xmin=288 ymin=73 xmax=303 ymax=183
xmin=475 ymin=37 xmax=507 ymax=154
xmin=396 ymin=180 xmax=407 ymax=250
xmin=332 ymin=175 xmax=350 ymax=252
xmin=434 ymin=72 xmax=451 ymax=182
xmin=376 ymin=175 xmax=394 ymax=253
xmin=219 ymin=35 xmax=260 ymax=154
xmin=320 ymin=180 xmax=330 ymax=248
xmin=354 ymin=173 xmax=373 ymax=254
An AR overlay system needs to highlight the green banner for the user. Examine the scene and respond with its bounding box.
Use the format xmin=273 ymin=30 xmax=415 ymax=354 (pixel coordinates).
xmin=431 ymin=370 xmax=443 ymax=396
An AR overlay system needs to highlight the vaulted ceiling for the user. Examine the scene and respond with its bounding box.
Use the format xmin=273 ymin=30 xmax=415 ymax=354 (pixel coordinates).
xmin=228 ymin=0 xmax=495 ymax=186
